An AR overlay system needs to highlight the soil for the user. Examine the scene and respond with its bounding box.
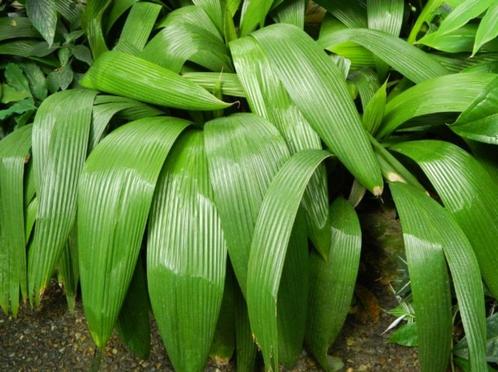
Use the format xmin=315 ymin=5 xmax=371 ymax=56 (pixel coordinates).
xmin=0 ymin=277 xmax=418 ymax=372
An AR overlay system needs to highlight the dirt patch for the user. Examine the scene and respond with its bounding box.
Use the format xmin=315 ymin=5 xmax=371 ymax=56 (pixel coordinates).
xmin=0 ymin=279 xmax=418 ymax=371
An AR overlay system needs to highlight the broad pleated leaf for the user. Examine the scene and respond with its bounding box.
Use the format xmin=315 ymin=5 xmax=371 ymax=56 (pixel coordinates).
xmin=57 ymin=229 xmax=79 ymax=311
xmin=474 ymin=5 xmax=498 ymax=56
xmin=351 ymin=68 xmax=381 ymax=109
xmin=193 ymin=0 xmax=224 ymax=32
xmin=276 ymin=211 xmax=309 ymax=367
xmin=273 ymin=0 xmax=305 ymax=29
xmin=78 ymin=116 xmax=189 ymax=348
xmin=306 ymin=198 xmax=361 ymax=370
xmin=391 ymin=140 xmax=498 ymax=299
xmin=29 ymin=89 xmax=97 ymax=305
xmin=0 ymin=125 xmax=32 ymax=315
xmin=90 ymin=95 xmax=162 ymax=148
xmin=451 ymin=76 xmax=498 ymax=145
xmin=313 ymin=0 xmax=367 ymax=28
xmin=25 ymin=0 xmax=57 ymax=46
xmin=318 ymin=24 xmax=448 ymax=83
xmin=106 ymin=0 xmax=138 ymax=33
xmin=114 ymin=2 xmax=161 ymax=55
xmin=204 ymin=113 xmax=289 ymax=294
xmin=391 ymin=182 xmax=487 ymax=372
xmin=141 ymin=6 xmax=232 ymax=73
xmin=247 ymin=149 xmax=331 ymax=370
xmin=234 ymin=289 xmax=257 ymax=372
xmin=390 ymin=182 xmax=452 ymax=372
xmin=239 ymin=0 xmax=272 ymax=36
xmin=83 ymin=0 xmax=110 ymax=58
xmin=210 ymin=266 xmax=236 ymax=362
xmin=182 ymin=72 xmax=245 ymax=98
xmin=437 ymin=0 xmax=491 ymax=36
xmin=251 ymin=24 xmax=383 ymax=195
xmin=147 ymin=130 xmax=227 ymax=372
xmin=230 ymin=36 xmax=330 ymax=256
xmin=0 ymin=17 xmax=39 ymax=41
xmin=80 ymin=51 xmax=230 ymax=111
xmin=378 ymin=72 xmax=496 ymax=138
xmin=367 ymin=0 xmax=403 ymax=36
xmin=116 ymin=257 xmax=151 ymax=360
xmin=362 ymin=81 xmax=386 ymax=134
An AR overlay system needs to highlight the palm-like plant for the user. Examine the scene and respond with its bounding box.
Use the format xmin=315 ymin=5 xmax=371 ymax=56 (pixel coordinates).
xmin=1 ymin=0 xmax=497 ymax=371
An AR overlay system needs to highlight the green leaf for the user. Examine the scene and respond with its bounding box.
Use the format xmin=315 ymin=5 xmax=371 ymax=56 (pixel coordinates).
xmin=273 ymin=0 xmax=306 ymax=29
xmin=141 ymin=6 xmax=232 ymax=73
xmin=391 ymin=140 xmax=498 ymax=299
xmin=362 ymin=80 xmax=386 ymax=134
xmin=313 ymin=0 xmax=367 ymax=28
xmin=83 ymin=0 xmax=111 ymax=58
xmin=389 ymin=322 xmax=418 ymax=347
xmin=116 ymin=257 xmax=151 ymax=360
xmin=0 ymin=125 xmax=32 ymax=315
xmin=419 ymin=25 xmax=498 ymax=53
xmin=71 ymin=45 xmax=93 ymax=66
xmin=474 ymin=5 xmax=498 ymax=56
xmin=21 ymin=63 xmax=48 ymax=101
xmin=47 ymin=64 xmax=74 ymax=92
xmin=437 ymin=0 xmax=491 ymax=36
xmin=276 ymin=211 xmax=309 ymax=368
xmin=5 ymin=63 xmax=31 ymax=94
xmin=182 ymin=72 xmax=245 ymax=98
xmin=0 ymin=17 xmax=39 ymax=41
xmin=57 ymin=229 xmax=79 ymax=311
xmin=115 ymin=2 xmax=161 ymax=55
xmin=251 ymin=24 xmax=383 ymax=195
xmin=351 ymin=68 xmax=381 ymax=109
xmin=147 ymin=130 xmax=227 ymax=372
xmin=0 ymin=40 xmax=55 ymax=58
xmin=234 ymin=290 xmax=257 ymax=372
xmin=28 ymin=89 xmax=97 ymax=305
xmin=247 ymin=149 xmax=331 ymax=370
xmin=90 ymin=95 xmax=162 ymax=148
xmin=318 ymin=24 xmax=448 ymax=83
xmin=306 ymin=197 xmax=362 ymax=370
xmin=378 ymin=72 xmax=496 ymax=138
xmin=391 ymin=182 xmax=487 ymax=372
xmin=210 ymin=266 xmax=236 ymax=363
xmin=0 ymin=100 xmax=36 ymax=121
xmin=78 ymin=116 xmax=189 ymax=348
xmin=25 ymin=0 xmax=57 ymax=46
xmin=230 ymin=35 xmax=330 ymax=257
xmin=80 ymin=51 xmax=230 ymax=111
xmin=106 ymin=0 xmax=139 ymax=33
xmin=407 ymin=0 xmax=444 ymax=43
xmin=204 ymin=113 xmax=289 ymax=295
xmin=239 ymin=0 xmax=273 ymax=36
xmin=367 ymin=0 xmax=403 ymax=36
xmin=456 ymin=313 xmax=498 ymax=364
xmin=451 ymin=76 xmax=498 ymax=145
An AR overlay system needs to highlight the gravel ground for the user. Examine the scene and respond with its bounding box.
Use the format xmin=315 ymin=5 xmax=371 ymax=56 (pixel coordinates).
xmin=0 ymin=278 xmax=418 ymax=372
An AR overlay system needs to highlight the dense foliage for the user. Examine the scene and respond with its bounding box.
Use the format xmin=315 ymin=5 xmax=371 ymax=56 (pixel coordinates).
xmin=1 ymin=0 xmax=498 ymax=371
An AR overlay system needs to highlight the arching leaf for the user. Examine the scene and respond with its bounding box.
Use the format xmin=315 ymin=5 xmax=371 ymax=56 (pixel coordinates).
xmin=391 ymin=140 xmax=498 ymax=299
xmin=247 ymin=149 xmax=331 ymax=370
xmin=78 ymin=116 xmax=189 ymax=348
xmin=251 ymin=24 xmax=383 ymax=195
xmin=80 ymin=51 xmax=230 ymax=111
xmin=29 ymin=89 xmax=97 ymax=305
xmin=391 ymin=182 xmax=487 ymax=372
xmin=147 ymin=130 xmax=227 ymax=372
